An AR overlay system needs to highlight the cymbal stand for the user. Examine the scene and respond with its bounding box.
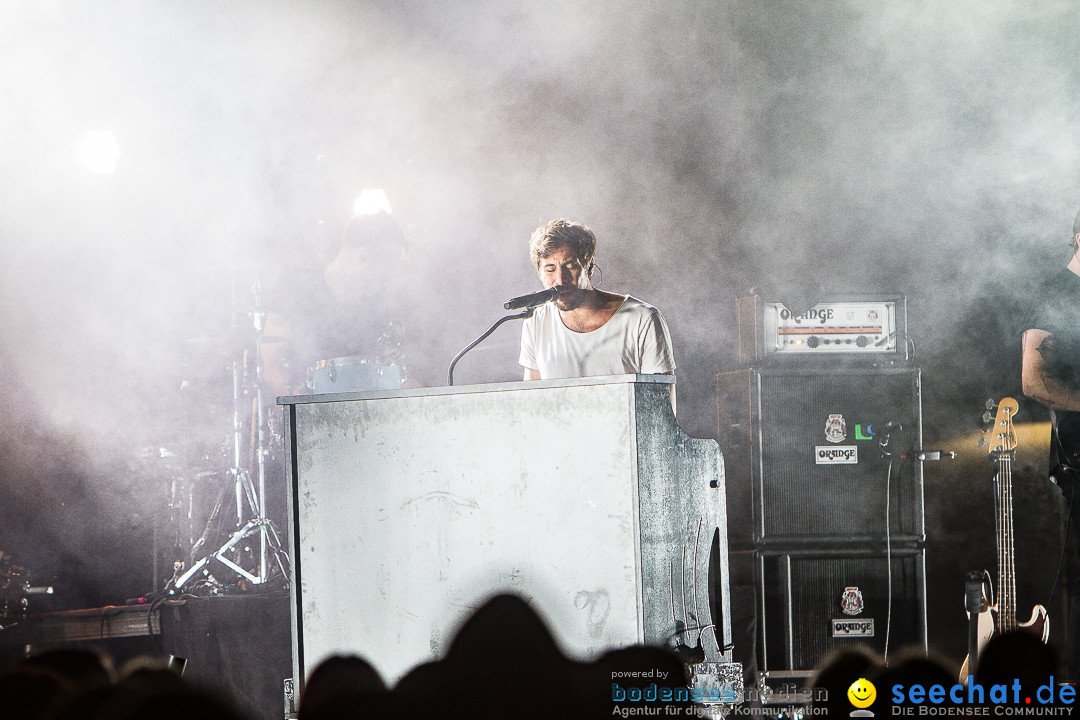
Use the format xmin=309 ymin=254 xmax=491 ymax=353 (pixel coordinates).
xmin=231 ymin=358 xmax=248 ymax=525
xmin=169 ymin=279 xmax=289 ymax=593
xmin=250 ymin=283 xmax=279 ymax=582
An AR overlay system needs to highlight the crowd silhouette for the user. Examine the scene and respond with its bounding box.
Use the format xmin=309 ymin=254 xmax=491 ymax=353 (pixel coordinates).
xmin=0 ymin=593 xmax=1070 ymax=719
xmin=811 ymin=630 xmax=1068 ymax=716
xmin=0 ymin=594 xmax=689 ymax=719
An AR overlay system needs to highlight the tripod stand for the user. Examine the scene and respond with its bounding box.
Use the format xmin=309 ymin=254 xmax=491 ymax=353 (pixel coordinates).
xmin=168 ymin=280 xmax=289 ymax=595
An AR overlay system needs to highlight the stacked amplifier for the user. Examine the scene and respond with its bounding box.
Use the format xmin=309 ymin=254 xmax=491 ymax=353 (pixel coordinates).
xmin=717 ymin=295 xmax=927 ymax=672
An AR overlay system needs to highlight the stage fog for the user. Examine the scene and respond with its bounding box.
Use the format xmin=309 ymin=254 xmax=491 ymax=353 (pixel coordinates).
xmin=1 ymin=0 xmax=1077 ymax=672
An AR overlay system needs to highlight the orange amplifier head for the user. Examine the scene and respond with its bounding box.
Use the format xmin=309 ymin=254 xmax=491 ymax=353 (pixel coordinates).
xmin=736 ymin=294 xmax=909 ymax=366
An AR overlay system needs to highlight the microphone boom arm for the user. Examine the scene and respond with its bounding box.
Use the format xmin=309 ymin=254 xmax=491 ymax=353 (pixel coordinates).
xmin=447 ymin=307 xmax=535 ymax=386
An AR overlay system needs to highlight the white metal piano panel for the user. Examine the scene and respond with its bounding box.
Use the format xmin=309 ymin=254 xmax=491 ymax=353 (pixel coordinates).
xmin=280 ymin=375 xmax=729 ymax=690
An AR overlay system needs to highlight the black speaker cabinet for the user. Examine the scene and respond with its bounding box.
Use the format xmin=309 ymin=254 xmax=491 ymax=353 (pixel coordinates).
xmin=758 ymin=546 xmax=927 ymax=671
xmin=716 ymin=367 xmax=924 ymax=548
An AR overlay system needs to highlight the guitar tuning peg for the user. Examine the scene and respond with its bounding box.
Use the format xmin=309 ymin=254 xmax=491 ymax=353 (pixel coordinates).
xmin=977 ymin=436 xmax=988 ymax=448
xmin=985 ymin=398 xmax=997 ymax=410
xmin=982 ymin=411 xmax=993 ymax=424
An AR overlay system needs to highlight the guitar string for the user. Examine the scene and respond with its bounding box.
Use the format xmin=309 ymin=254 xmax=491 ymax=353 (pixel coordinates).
xmin=1002 ymin=449 xmax=1014 ymax=632
xmin=1002 ymin=453 xmax=1010 ymax=634
xmin=993 ymin=415 xmax=1013 ymax=632
xmin=995 ymin=405 xmax=1018 ymax=633
xmin=992 ymin=457 xmax=1000 ymax=631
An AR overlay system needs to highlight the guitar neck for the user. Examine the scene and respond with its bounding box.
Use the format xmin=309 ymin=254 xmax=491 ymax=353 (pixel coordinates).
xmin=995 ymin=448 xmax=1016 ymax=631
xmin=988 ymin=398 xmax=1019 ymax=633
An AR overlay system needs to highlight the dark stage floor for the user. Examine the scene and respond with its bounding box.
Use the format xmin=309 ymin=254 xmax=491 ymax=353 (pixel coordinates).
xmin=0 ymin=592 xmax=291 ymax=720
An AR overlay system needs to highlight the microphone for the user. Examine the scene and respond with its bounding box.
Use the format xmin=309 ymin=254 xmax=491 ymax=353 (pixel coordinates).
xmin=503 ymin=286 xmax=559 ymax=310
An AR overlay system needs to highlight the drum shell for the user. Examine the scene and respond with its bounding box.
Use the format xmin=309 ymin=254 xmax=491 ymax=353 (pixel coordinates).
xmin=308 ymin=357 xmax=404 ymax=393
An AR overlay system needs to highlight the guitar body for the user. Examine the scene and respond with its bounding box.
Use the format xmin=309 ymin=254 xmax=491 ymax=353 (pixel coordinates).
xmin=992 ymin=603 xmax=1050 ymax=643
xmin=959 ymin=603 xmax=1048 ymax=683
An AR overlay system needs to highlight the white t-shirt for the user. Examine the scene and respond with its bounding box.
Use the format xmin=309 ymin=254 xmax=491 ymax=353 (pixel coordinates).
xmin=518 ymin=295 xmax=676 ymax=379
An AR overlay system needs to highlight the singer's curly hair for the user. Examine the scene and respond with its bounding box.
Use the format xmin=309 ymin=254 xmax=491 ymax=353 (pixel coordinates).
xmin=529 ymin=219 xmax=596 ymax=271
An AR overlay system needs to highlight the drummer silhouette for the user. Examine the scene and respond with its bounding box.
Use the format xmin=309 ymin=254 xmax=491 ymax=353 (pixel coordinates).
xmin=261 ymin=209 xmax=413 ymax=396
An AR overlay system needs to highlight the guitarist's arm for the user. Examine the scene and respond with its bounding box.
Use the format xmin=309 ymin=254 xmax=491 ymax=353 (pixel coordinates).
xmin=1022 ymin=328 xmax=1080 ymax=412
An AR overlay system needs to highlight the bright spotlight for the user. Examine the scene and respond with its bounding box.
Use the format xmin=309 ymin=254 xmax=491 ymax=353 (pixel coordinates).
xmin=79 ymin=130 xmax=121 ymax=175
xmin=353 ymin=189 xmax=392 ymax=216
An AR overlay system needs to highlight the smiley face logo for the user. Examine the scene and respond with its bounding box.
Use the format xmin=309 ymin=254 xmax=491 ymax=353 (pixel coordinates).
xmin=848 ymin=678 xmax=876 ymax=709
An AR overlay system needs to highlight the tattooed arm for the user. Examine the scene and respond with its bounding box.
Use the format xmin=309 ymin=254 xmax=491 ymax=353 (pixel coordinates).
xmin=1022 ymin=328 xmax=1080 ymax=412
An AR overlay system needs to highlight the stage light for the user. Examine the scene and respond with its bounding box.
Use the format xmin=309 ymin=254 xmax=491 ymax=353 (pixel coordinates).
xmin=353 ymin=188 xmax=392 ymax=216
xmin=79 ymin=130 xmax=121 ymax=175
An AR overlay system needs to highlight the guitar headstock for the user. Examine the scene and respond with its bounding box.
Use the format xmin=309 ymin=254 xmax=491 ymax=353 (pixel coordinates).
xmin=982 ymin=397 xmax=1019 ymax=457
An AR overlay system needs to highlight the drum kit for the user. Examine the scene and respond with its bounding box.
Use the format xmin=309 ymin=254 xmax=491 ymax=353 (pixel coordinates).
xmin=160 ymin=275 xmax=407 ymax=598
xmin=0 ymin=551 xmax=52 ymax=629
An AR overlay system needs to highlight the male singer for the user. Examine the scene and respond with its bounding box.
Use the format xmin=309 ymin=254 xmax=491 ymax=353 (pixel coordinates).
xmin=518 ymin=218 xmax=677 ymax=410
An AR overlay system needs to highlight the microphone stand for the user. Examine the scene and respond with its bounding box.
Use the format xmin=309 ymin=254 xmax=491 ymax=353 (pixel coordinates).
xmin=447 ymin=307 xmax=535 ymax=386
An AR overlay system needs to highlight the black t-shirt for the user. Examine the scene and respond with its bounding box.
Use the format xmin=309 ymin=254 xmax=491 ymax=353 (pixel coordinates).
xmin=1025 ymin=267 xmax=1080 ymax=471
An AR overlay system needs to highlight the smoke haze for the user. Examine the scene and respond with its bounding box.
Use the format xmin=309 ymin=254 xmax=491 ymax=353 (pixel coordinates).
xmin=1 ymin=0 xmax=1076 ymax=654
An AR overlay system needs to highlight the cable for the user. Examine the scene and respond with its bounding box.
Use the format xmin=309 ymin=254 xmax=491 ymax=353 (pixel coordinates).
xmin=878 ymin=428 xmax=901 ymax=663
xmin=884 ymin=456 xmax=894 ymax=664
xmin=1045 ymin=469 xmax=1077 ymax=610
xmin=1045 ymin=413 xmax=1079 ymax=610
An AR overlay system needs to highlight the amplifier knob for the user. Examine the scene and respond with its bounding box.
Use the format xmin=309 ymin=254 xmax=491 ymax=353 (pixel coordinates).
xmin=806 ymin=336 xmax=820 ymax=348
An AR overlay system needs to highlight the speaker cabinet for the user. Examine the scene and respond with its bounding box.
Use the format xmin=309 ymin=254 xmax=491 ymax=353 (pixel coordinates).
xmin=758 ymin=547 xmax=927 ymax=670
xmin=717 ymin=367 xmax=924 ymax=547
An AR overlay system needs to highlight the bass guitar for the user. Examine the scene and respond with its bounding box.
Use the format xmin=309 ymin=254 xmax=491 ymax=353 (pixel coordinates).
xmin=959 ymin=398 xmax=1049 ymax=683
